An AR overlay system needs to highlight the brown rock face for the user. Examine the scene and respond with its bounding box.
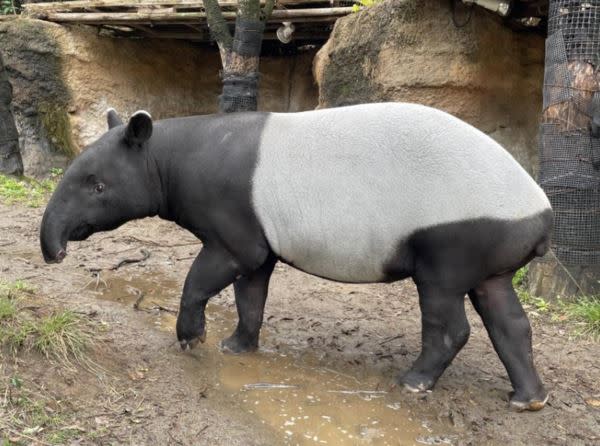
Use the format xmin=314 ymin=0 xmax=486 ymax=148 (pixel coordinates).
xmin=0 ymin=19 xmax=317 ymax=175
xmin=0 ymin=51 xmax=23 ymax=176
xmin=314 ymin=0 xmax=545 ymax=175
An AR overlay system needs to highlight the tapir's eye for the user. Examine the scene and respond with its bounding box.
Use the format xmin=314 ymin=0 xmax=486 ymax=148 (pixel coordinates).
xmin=94 ymin=183 xmax=105 ymax=194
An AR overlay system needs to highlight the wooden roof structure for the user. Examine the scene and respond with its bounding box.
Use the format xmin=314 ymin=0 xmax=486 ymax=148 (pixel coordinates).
xmin=22 ymin=0 xmax=354 ymax=43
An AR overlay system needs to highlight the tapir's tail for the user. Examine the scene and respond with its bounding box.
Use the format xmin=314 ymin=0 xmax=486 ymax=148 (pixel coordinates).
xmin=534 ymin=234 xmax=551 ymax=257
xmin=533 ymin=209 xmax=554 ymax=257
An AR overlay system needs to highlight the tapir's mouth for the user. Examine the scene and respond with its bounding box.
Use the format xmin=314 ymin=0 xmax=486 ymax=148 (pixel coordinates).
xmin=45 ymin=248 xmax=67 ymax=264
xmin=69 ymin=223 xmax=94 ymax=241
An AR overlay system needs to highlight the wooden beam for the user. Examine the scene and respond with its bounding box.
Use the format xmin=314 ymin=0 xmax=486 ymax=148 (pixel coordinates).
xmin=113 ymin=30 xmax=330 ymax=41
xmin=129 ymin=24 xmax=161 ymax=35
xmin=23 ymin=0 xmax=335 ymax=13
xmin=35 ymin=8 xmax=352 ymax=23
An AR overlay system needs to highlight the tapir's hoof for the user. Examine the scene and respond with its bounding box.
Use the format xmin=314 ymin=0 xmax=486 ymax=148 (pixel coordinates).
xmin=509 ymin=392 xmax=549 ymax=412
xmin=398 ymin=372 xmax=435 ymax=393
xmin=220 ymin=335 xmax=258 ymax=354
xmin=179 ymin=331 xmax=206 ymax=351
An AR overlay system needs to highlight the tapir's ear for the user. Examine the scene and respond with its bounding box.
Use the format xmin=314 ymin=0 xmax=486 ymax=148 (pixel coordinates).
xmin=124 ymin=111 xmax=153 ymax=147
xmin=106 ymin=108 xmax=123 ymax=129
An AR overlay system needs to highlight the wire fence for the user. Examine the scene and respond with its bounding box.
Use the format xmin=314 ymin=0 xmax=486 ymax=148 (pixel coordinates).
xmin=540 ymin=0 xmax=600 ymax=266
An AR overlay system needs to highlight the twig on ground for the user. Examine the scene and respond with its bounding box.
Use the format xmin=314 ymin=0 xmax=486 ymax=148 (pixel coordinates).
xmin=124 ymin=236 xmax=200 ymax=248
xmin=133 ymin=292 xmax=146 ymax=310
xmin=175 ymin=255 xmax=196 ymax=261
xmin=0 ymin=425 xmax=53 ymax=446
xmin=149 ymin=303 xmax=178 ymax=314
xmin=379 ymin=334 xmax=404 ymax=345
xmin=110 ymin=249 xmax=150 ymax=271
xmin=196 ymin=425 xmax=209 ymax=436
xmin=326 ymin=390 xmax=388 ymax=395
xmin=243 ymin=383 xmax=298 ymax=390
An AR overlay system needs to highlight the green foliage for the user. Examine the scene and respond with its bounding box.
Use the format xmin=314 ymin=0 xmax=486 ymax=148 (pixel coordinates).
xmin=0 ymin=0 xmax=17 ymax=15
xmin=352 ymin=0 xmax=383 ymax=12
xmin=512 ymin=266 xmax=528 ymax=288
xmin=513 ymin=267 xmax=551 ymax=312
xmin=49 ymin=167 xmax=64 ymax=178
xmin=0 ymin=174 xmax=56 ymax=208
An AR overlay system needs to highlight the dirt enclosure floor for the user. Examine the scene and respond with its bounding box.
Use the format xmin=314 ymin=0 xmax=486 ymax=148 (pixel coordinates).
xmin=1 ymin=200 xmax=599 ymax=445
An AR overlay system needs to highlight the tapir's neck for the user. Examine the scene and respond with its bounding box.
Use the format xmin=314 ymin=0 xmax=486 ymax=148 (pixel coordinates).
xmin=146 ymin=140 xmax=172 ymax=221
xmin=142 ymin=113 xmax=268 ymax=238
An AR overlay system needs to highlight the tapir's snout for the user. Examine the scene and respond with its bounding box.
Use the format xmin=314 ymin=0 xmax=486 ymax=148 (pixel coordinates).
xmin=43 ymin=248 xmax=67 ymax=264
xmin=40 ymin=206 xmax=69 ymax=264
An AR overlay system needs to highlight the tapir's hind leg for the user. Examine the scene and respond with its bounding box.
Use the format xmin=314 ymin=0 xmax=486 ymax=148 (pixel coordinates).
xmin=400 ymin=284 xmax=470 ymax=392
xmin=221 ymin=254 xmax=277 ymax=354
xmin=468 ymin=272 xmax=548 ymax=411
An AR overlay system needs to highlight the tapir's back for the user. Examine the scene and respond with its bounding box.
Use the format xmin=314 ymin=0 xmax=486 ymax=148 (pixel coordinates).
xmin=251 ymin=102 xmax=550 ymax=282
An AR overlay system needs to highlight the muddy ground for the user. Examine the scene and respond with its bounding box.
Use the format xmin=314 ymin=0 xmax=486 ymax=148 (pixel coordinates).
xmin=1 ymin=200 xmax=599 ymax=445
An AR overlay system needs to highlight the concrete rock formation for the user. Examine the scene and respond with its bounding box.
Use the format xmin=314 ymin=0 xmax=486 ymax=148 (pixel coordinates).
xmin=0 ymin=19 xmax=317 ymax=175
xmin=313 ymin=0 xmax=545 ymax=175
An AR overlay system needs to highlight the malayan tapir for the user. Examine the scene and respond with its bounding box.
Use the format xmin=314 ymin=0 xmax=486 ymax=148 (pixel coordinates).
xmin=40 ymin=103 xmax=553 ymax=411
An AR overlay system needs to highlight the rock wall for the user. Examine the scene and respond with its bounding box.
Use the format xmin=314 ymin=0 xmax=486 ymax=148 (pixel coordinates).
xmin=314 ymin=0 xmax=545 ymax=175
xmin=0 ymin=19 xmax=317 ymax=175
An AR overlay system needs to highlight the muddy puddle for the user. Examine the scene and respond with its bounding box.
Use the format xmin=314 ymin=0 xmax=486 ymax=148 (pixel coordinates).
xmin=93 ymin=272 xmax=453 ymax=445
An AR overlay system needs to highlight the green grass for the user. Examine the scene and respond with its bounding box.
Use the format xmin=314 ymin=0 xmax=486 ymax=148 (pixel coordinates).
xmin=0 ymin=375 xmax=83 ymax=446
xmin=565 ymin=296 xmax=600 ymax=339
xmin=0 ymin=174 xmax=57 ymax=208
xmin=0 ymin=282 xmax=97 ymax=445
xmin=32 ymin=311 xmax=89 ymax=364
xmin=0 ymin=297 xmax=18 ymax=321
xmin=0 ymin=280 xmax=35 ymax=296
xmin=0 ymin=281 xmax=93 ymax=367
xmin=513 ymin=267 xmax=600 ymax=339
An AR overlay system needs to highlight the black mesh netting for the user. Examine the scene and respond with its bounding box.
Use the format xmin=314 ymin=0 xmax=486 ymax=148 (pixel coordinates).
xmin=545 ymin=187 xmax=600 ymax=265
xmin=541 ymin=1 xmax=600 ymax=266
xmin=232 ymin=19 xmax=265 ymax=57
xmin=218 ymin=72 xmax=260 ymax=113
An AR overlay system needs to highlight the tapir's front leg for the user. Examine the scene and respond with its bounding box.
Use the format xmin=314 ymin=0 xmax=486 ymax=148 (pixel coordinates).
xmin=221 ymin=254 xmax=277 ymax=354
xmin=176 ymin=244 xmax=241 ymax=350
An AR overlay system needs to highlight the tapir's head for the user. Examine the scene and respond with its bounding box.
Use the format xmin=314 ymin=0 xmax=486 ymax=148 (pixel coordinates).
xmin=40 ymin=109 xmax=157 ymax=264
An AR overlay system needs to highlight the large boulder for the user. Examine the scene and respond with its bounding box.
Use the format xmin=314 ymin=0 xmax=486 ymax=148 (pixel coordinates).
xmin=314 ymin=0 xmax=545 ymax=175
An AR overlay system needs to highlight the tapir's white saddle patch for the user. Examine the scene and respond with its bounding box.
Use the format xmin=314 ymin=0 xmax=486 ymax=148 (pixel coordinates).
xmin=251 ymin=103 xmax=550 ymax=282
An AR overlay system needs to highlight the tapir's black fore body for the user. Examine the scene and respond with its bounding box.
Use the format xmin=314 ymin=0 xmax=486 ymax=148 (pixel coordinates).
xmin=40 ymin=106 xmax=553 ymax=412
xmin=144 ymin=114 xmax=276 ymax=347
xmin=151 ymin=114 xmax=270 ymax=271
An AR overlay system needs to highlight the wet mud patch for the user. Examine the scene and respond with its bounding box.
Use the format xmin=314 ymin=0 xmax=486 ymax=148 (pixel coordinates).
xmin=92 ymin=272 xmax=453 ymax=445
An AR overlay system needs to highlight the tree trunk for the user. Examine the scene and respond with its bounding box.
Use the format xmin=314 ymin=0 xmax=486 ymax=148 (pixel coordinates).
xmin=530 ymin=0 xmax=600 ymax=299
xmin=0 ymin=51 xmax=23 ymax=176
xmin=202 ymin=0 xmax=275 ymax=113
